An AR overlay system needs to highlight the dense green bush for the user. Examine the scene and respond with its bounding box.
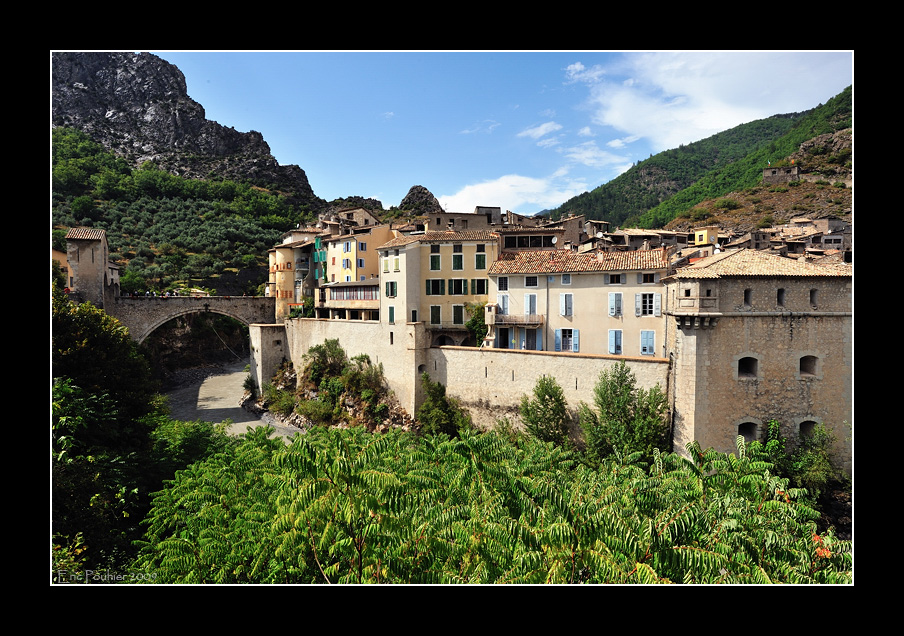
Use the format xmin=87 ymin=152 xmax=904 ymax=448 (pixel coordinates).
xmin=133 ymin=425 xmax=852 ymax=584
xmin=519 ymin=375 xmax=571 ymax=447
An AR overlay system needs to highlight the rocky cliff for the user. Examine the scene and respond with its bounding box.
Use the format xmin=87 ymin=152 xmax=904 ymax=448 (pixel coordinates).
xmin=51 ymin=51 xmax=325 ymax=211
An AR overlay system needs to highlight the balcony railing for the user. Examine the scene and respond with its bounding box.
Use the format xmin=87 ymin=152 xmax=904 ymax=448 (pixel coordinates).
xmin=492 ymin=313 xmax=544 ymax=326
xmin=425 ymin=321 xmax=469 ymax=330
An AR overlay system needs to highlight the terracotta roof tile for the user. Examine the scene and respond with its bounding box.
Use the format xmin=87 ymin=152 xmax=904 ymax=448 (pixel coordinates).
xmin=671 ymin=248 xmax=851 ymax=279
xmin=377 ymin=230 xmax=499 ymax=250
xmin=65 ymin=227 xmax=106 ymax=241
xmin=488 ymin=248 xmax=670 ymax=275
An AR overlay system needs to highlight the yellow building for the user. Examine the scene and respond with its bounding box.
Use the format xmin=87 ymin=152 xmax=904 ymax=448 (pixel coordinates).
xmin=378 ymin=230 xmax=499 ymax=346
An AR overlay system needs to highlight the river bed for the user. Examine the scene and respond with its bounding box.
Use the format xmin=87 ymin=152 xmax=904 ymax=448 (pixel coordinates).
xmin=164 ymin=361 xmax=301 ymax=440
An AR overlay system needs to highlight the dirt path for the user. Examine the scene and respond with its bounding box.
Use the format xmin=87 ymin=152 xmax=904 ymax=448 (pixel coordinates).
xmin=165 ymin=361 xmax=301 ymax=441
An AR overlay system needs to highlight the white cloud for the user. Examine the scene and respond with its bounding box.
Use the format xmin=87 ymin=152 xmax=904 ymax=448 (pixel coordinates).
xmin=460 ymin=119 xmax=501 ymax=134
xmin=561 ymin=140 xmax=626 ymax=170
xmin=517 ymin=121 xmax=562 ymax=139
xmin=439 ymin=172 xmax=588 ymax=215
xmin=574 ymin=51 xmax=852 ymax=152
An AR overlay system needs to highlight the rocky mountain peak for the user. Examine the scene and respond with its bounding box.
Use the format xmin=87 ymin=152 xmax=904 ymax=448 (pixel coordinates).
xmin=399 ymin=185 xmax=443 ymax=215
xmin=51 ymin=51 xmax=322 ymax=209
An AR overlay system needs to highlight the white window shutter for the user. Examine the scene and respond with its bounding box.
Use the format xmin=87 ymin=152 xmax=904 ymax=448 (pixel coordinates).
xmin=654 ymin=293 xmax=661 ymax=316
xmin=635 ymin=294 xmax=642 ymax=316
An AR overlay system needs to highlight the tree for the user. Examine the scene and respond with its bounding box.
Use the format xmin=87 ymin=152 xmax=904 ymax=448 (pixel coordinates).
xmin=579 ymin=360 xmax=669 ymax=464
xmin=464 ymin=301 xmax=488 ymax=346
xmin=519 ymin=375 xmax=570 ymax=446
xmin=416 ymin=373 xmax=471 ymax=438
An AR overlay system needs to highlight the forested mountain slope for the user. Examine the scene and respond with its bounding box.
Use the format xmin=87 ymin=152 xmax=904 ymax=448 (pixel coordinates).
xmin=551 ymin=86 xmax=852 ymax=229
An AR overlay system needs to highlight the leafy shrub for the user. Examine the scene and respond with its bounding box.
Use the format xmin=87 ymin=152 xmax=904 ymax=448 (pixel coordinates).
xmin=519 ymin=375 xmax=570 ymax=446
xmin=579 ymin=360 xmax=669 ymax=464
xmin=416 ymin=373 xmax=472 ymax=437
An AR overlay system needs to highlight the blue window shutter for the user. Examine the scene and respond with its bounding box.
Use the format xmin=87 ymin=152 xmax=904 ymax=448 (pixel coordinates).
xmin=554 ymin=329 xmax=562 ymax=351
xmin=573 ymin=329 xmax=579 ymax=352
xmin=654 ymin=293 xmax=662 ymax=317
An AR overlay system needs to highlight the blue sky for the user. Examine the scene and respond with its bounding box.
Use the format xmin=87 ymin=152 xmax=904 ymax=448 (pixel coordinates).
xmin=152 ymin=51 xmax=853 ymax=216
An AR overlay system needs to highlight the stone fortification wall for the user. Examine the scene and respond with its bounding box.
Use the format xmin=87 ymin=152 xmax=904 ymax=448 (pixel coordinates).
xmin=426 ymin=346 xmax=670 ymax=433
xmin=251 ymin=319 xmax=671 ymax=436
xmin=282 ymin=318 xmax=428 ymax=415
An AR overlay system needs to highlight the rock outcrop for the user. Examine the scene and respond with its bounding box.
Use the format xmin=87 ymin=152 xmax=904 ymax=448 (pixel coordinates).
xmin=51 ymin=51 xmax=324 ymax=211
xmin=398 ymin=185 xmax=443 ymax=215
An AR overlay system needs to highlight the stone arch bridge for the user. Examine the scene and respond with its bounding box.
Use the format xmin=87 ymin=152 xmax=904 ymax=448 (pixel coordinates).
xmin=108 ymin=296 xmax=275 ymax=344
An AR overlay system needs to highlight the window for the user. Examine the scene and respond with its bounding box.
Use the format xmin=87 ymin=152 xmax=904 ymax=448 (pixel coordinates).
xmin=453 ymin=244 xmax=463 ymax=253
xmin=608 ymin=292 xmax=622 ymax=317
xmin=385 ymin=281 xmax=397 ymax=298
xmin=607 ymin=273 xmax=624 ymax=285
xmin=357 ymin=258 xmax=365 ymax=268
xmin=426 ymin=279 xmax=445 ymax=295
xmin=388 ymin=305 xmax=395 ymax=325
xmin=430 ymin=305 xmax=441 ymax=325
xmin=525 ymin=293 xmax=537 ymax=316
xmin=525 ymin=276 xmax=538 ymax=288
xmin=560 ymin=292 xmax=573 ymax=316
xmin=777 ymin=288 xmax=786 ymax=307
xmin=800 ymin=355 xmax=818 ymax=377
xmin=561 ymin=274 xmax=571 ymax=285
xmin=738 ymin=356 xmax=758 ymax=379
xmin=393 ymin=251 xmax=400 ymax=272
xmin=641 ymin=273 xmax=657 ymax=284
xmin=799 ymin=421 xmax=818 ymax=438
xmin=431 ymin=244 xmax=440 ymax=253
xmin=636 ymin=293 xmax=661 ymax=316
xmin=452 ymin=253 xmax=463 ymax=270
xmin=358 ymin=242 xmax=367 ymax=251
xmin=498 ymin=294 xmax=509 ymax=315
xmin=475 ymin=253 xmax=486 ymax=269
xmin=498 ymin=277 xmax=509 ymax=291
xmin=640 ymin=330 xmax=655 ymax=355
xmin=744 ymin=288 xmax=752 ymax=305
xmin=453 ymin=305 xmax=465 ymax=325
xmin=608 ymin=329 xmax=622 ymax=354
xmin=472 ymin=278 xmax=489 ymax=295
xmin=383 ymin=256 xmax=390 ymax=273
xmin=556 ymin=328 xmax=580 ymax=352
xmin=344 ymin=241 xmax=352 ymax=252
xmin=342 ymin=258 xmax=350 ymax=269
xmin=809 ymin=288 xmax=818 ymax=306
xmin=430 ymin=253 xmax=441 ymax=270
xmin=449 ymin=279 xmax=467 ymax=295
xmin=738 ymin=421 xmax=758 ymax=443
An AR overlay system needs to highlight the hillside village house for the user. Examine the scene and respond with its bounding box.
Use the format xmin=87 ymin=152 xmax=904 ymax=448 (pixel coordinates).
xmin=378 ymin=230 xmax=499 ymax=346
xmin=486 ymin=248 xmax=671 ymax=356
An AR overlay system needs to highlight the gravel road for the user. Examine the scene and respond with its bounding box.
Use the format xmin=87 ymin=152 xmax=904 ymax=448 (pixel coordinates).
xmin=164 ymin=361 xmax=301 ymax=441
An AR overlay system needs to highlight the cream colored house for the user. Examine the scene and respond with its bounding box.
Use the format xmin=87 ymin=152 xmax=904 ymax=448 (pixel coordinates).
xmin=486 ymin=248 xmax=671 ymax=356
xmin=377 ymin=230 xmax=499 ymax=346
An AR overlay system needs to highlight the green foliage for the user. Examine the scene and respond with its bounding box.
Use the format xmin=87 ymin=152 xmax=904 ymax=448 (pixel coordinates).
xmin=133 ymin=426 xmax=852 ymax=584
xmin=51 ymin=127 xmax=298 ymax=293
xmin=579 ymin=360 xmax=669 ymax=465
xmin=302 ymin=339 xmax=347 ymax=387
xmin=416 ymin=373 xmax=472 ymax=438
xmin=550 ymin=86 xmax=851 ymax=229
xmin=464 ymin=302 xmax=488 ymax=346
xmin=519 ymin=375 xmax=570 ymax=446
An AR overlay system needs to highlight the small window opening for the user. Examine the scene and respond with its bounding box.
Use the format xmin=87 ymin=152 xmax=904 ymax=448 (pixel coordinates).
xmin=799 ymin=355 xmax=818 ymax=377
xmin=809 ymin=289 xmax=818 ymax=306
xmin=738 ymin=356 xmax=758 ymax=379
xmin=684 ymin=288 xmax=691 ymax=297
xmin=738 ymin=421 xmax=758 ymax=443
xmin=777 ymin=288 xmax=786 ymax=307
xmin=744 ymin=289 xmax=752 ymax=305
xmin=799 ymin=421 xmax=818 ymax=438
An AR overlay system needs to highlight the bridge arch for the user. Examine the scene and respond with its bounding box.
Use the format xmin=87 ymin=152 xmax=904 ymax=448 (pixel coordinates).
xmin=108 ymin=296 xmax=276 ymax=344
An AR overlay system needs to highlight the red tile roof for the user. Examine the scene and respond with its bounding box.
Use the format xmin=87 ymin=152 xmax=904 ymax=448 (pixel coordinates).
xmin=488 ymin=248 xmax=670 ymax=275
xmin=377 ymin=230 xmax=499 ymax=249
xmin=65 ymin=227 xmax=106 ymax=241
xmin=670 ymin=248 xmax=851 ymax=278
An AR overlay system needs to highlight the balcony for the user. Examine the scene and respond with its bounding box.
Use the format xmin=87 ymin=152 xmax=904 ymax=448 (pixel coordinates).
xmin=491 ymin=313 xmax=544 ymax=327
